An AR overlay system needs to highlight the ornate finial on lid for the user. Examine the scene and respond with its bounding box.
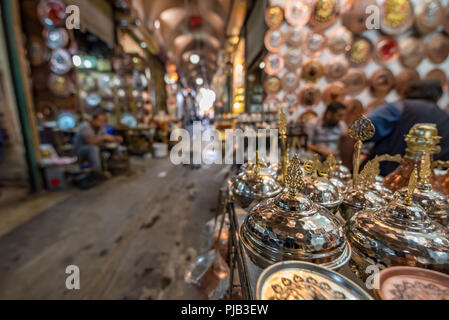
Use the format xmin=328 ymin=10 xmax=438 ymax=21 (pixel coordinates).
xmin=303 ymin=154 xmax=325 ymax=182
xmin=323 ymin=154 xmax=337 ymax=179
xmin=349 ymin=116 xmax=375 ymax=188
xmin=286 ymin=155 xmax=306 ymax=198
xmin=359 ymin=160 xmax=377 ymax=189
xmin=404 ymin=168 xmax=418 ymax=206
xmin=420 ymin=153 xmax=432 ymax=185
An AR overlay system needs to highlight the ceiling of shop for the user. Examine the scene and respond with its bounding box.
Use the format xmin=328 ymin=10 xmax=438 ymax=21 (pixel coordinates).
xmin=129 ymin=0 xmax=247 ymax=88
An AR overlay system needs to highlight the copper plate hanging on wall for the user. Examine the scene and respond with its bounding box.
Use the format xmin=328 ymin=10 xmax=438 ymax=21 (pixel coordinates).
xmin=444 ymin=3 xmax=449 ymax=35
xmin=43 ymin=27 xmax=69 ymax=50
xmin=374 ymin=36 xmax=399 ymax=65
xmin=399 ymin=37 xmax=426 ymax=69
xmin=263 ymin=95 xmax=281 ymax=113
xmin=264 ymin=76 xmax=282 ymax=94
xmin=299 ymin=84 xmax=321 ymax=107
xmin=426 ymin=33 xmax=449 ymax=64
xmin=415 ymin=0 xmax=444 ymax=35
xmin=322 ymin=82 xmax=347 ymax=105
xmin=342 ymin=0 xmax=376 ymax=34
xmin=282 ymin=71 xmax=300 ymax=92
xmin=284 ymin=0 xmax=312 ymax=26
xmin=309 ymin=0 xmax=339 ymax=31
xmin=380 ymin=0 xmax=414 ymax=35
xmin=327 ymin=26 xmax=353 ymax=55
xmin=425 ymin=69 xmax=448 ymax=91
xmin=37 ymin=0 xmax=66 ymax=28
xmin=28 ymin=37 xmax=49 ymax=67
xmin=286 ymin=26 xmax=305 ymax=48
xmin=346 ymin=36 xmax=373 ymax=68
xmin=303 ymin=31 xmax=327 ymax=57
xmin=395 ymin=69 xmax=420 ymax=97
xmin=325 ymin=57 xmax=349 ymax=82
xmin=264 ymin=28 xmax=285 ymax=53
xmin=284 ymin=48 xmax=303 ymax=70
xmin=49 ymin=48 xmax=72 ymax=75
xmin=264 ymin=53 xmax=285 ymax=75
xmin=342 ymin=69 xmax=367 ymax=96
xmin=47 ymin=73 xmax=73 ymax=98
xmin=369 ymin=68 xmax=395 ymax=98
xmin=265 ymin=6 xmax=284 ymax=28
xmin=301 ymin=59 xmax=324 ymax=83
xmin=284 ymin=92 xmax=300 ymax=111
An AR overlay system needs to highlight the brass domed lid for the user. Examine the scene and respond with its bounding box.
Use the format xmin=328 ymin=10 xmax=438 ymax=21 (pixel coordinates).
xmin=231 ymin=153 xmax=282 ymax=209
xmin=346 ymin=169 xmax=449 ymax=275
xmin=405 ymin=123 xmax=441 ymax=154
xmin=240 ymin=156 xmax=351 ymax=270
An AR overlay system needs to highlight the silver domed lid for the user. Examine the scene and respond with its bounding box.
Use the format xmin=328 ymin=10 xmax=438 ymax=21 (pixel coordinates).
xmin=231 ymin=153 xmax=282 ymax=209
xmin=239 ymin=156 xmax=351 ymax=270
xmin=346 ymin=169 xmax=449 ymax=277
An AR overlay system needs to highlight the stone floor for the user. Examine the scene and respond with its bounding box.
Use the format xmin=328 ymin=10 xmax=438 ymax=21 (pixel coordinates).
xmin=0 ymin=158 xmax=230 ymax=299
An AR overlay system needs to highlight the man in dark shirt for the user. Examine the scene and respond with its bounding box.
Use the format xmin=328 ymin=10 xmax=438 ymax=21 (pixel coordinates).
xmin=73 ymin=112 xmax=122 ymax=173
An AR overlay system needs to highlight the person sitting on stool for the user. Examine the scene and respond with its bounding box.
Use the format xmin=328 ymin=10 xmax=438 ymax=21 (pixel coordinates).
xmin=73 ymin=111 xmax=122 ymax=177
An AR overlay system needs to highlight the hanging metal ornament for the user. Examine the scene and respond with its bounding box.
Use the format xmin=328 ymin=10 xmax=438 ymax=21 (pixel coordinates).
xmin=47 ymin=73 xmax=73 ymax=98
xmin=380 ymin=0 xmax=414 ymax=35
xmin=342 ymin=0 xmax=376 ymax=34
xmin=327 ymin=26 xmax=352 ymax=55
xmin=399 ymin=37 xmax=426 ymax=69
xmin=415 ymin=0 xmax=444 ymax=35
xmin=426 ymin=33 xmax=449 ymax=65
xmin=369 ymin=67 xmax=395 ymax=99
xmin=264 ymin=53 xmax=285 ymax=75
xmin=28 ymin=37 xmax=49 ymax=67
xmin=284 ymin=0 xmax=312 ymax=27
xmin=346 ymin=36 xmax=373 ymax=68
xmin=264 ymin=76 xmax=282 ymax=95
xmin=299 ymin=84 xmax=321 ymax=107
xmin=264 ymin=28 xmax=285 ymax=53
xmin=265 ymin=6 xmax=284 ymax=28
xmin=286 ymin=26 xmax=306 ymax=48
xmin=301 ymin=58 xmax=324 ymax=83
xmin=303 ymin=31 xmax=327 ymax=57
xmin=282 ymin=71 xmax=300 ymax=92
xmin=374 ymin=36 xmax=399 ymax=65
xmin=284 ymin=48 xmax=303 ymax=70
xmin=309 ymin=0 xmax=339 ymax=31
xmin=342 ymin=69 xmax=367 ymax=96
xmin=37 ymin=0 xmax=66 ymax=28
xmin=395 ymin=69 xmax=420 ymax=97
xmin=43 ymin=27 xmax=69 ymax=49
xmin=325 ymin=57 xmax=349 ymax=82
xmin=49 ymin=48 xmax=72 ymax=75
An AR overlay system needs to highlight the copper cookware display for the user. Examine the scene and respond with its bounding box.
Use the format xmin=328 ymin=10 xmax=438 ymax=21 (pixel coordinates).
xmin=299 ymin=84 xmax=321 ymax=107
xmin=284 ymin=0 xmax=312 ymax=27
xmin=301 ymin=59 xmax=324 ymax=83
xmin=28 ymin=37 xmax=49 ymax=67
xmin=286 ymin=26 xmax=305 ymax=48
xmin=44 ymin=27 xmax=69 ymax=49
xmin=342 ymin=0 xmax=376 ymax=34
xmin=426 ymin=33 xmax=449 ymax=64
xmin=265 ymin=6 xmax=284 ymax=28
xmin=374 ymin=36 xmax=399 ymax=65
xmin=415 ymin=0 xmax=444 ymax=35
xmin=425 ymin=69 xmax=448 ymax=91
xmin=264 ymin=76 xmax=282 ymax=95
xmin=327 ymin=26 xmax=353 ymax=55
xmin=303 ymin=31 xmax=327 ymax=57
xmin=284 ymin=48 xmax=303 ymax=70
xmin=282 ymin=71 xmax=300 ymax=92
xmin=395 ymin=69 xmax=420 ymax=97
xmin=369 ymin=67 xmax=395 ymax=98
xmin=49 ymin=48 xmax=72 ymax=75
xmin=47 ymin=73 xmax=73 ymax=98
xmin=380 ymin=0 xmax=414 ymax=35
xmin=256 ymin=261 xmax=372 ymax=300
xmin=342 ymin=69 xmax=367 ymax=96
xmin=322 ymin=82 xmax=347 ymax=105
xmin=346 ymin=36 xmax=373 ymax=68
xmin=374 ymin=267 xmax=449 ymax=300
xmin=399 ymin=37 xmax=426 ymax=69
xmin=325 ymin=57 xmax=349 ymax=82
xmin=264 ymin=28 xmax=285 ymax=53
xmin=309 ymin=0 xmax=339 ymax=31
xmin=346 ymin=169 xmax=449 ymax=281
xmin=264 ymin=53 xmax=285 ymax=75
xmin=37 ymin=0 xmax=66 ymax=28
xmin=239 ymin=155 xmax=351 ymax=270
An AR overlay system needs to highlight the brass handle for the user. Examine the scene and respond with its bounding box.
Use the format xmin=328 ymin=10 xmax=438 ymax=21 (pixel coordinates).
xmin=433 ymin=160 xmax=449 ymax=168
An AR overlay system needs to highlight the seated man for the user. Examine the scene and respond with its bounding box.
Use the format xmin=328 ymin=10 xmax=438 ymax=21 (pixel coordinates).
xmin=73 ymin=112 xmax=122 ymax=175
xmin=306 ymin=102 xmax=347 ymax=158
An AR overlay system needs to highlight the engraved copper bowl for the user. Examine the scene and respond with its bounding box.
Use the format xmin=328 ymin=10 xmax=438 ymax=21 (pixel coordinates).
xmin=239 ymin=190 xmax=351 ymax=270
